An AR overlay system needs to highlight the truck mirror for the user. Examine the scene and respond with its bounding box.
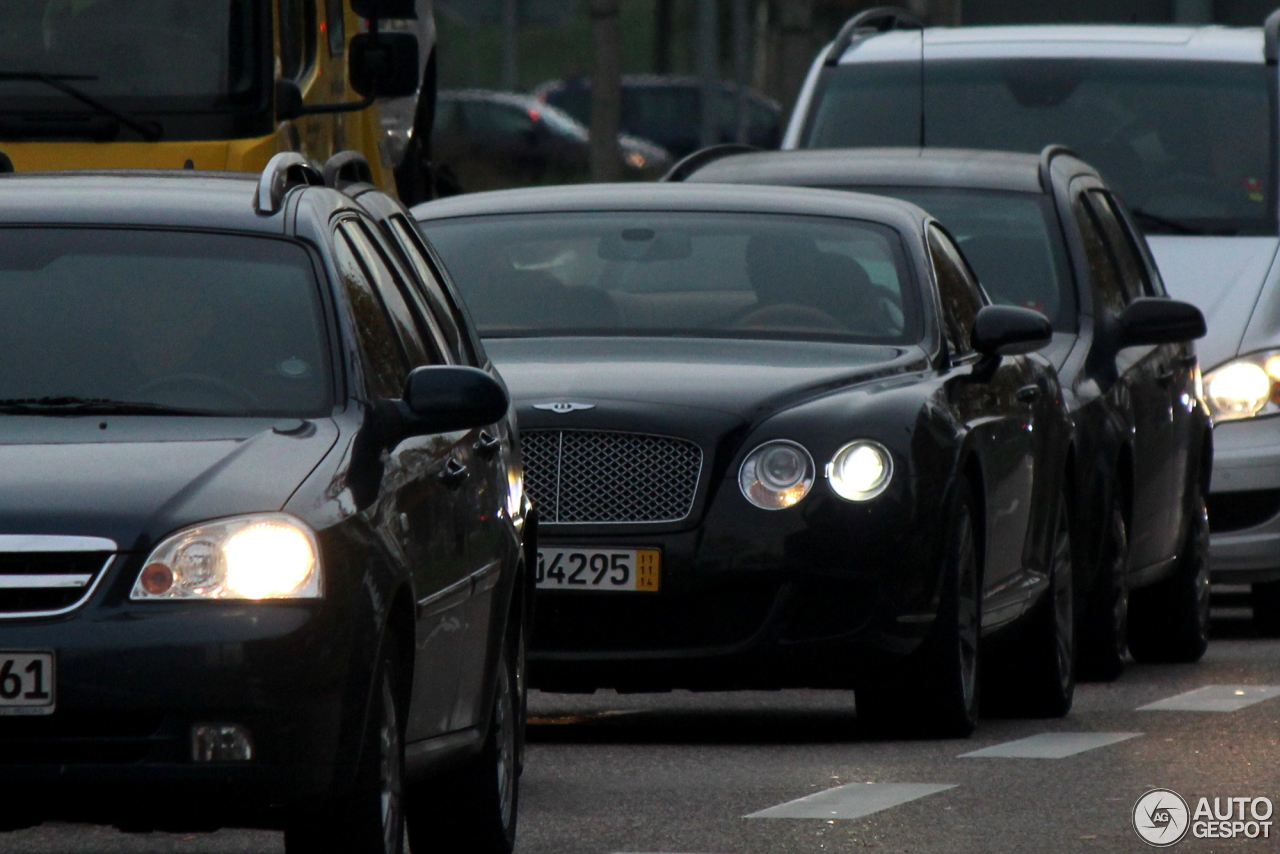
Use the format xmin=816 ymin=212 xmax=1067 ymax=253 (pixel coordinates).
xmin=349 ymin=32 xmax=420 ymax=98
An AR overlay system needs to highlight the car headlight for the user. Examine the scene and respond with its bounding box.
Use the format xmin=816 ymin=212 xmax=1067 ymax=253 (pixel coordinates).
xmin=1204 ymin=351 xmax=1280 ymax=422
xmin=625 ymin=150 xmax=647 ymax=169
xmin=738 ymin=440 xmax=815 ymax=510
xmin=131 ymin=513 xmax=321 ymax=600
xmin=826 ymin=440 xmax=894 ymax=501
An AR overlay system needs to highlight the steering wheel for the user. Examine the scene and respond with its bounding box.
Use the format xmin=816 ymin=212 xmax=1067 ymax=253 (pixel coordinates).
xmin=134 ymin=373 xmax=260 ymax=412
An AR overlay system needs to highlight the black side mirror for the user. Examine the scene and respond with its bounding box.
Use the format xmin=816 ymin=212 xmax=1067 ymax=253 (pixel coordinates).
xmin=349 ymin=32 xmax=420 ymax=98
xmin=1118 ymin=297 xmax=1206 ymax=347
xmin=402 ymin=366 xmax=509 ymax=434
xmin=275 ymin=79 xmax=305 ymax=121
xmin=971 ymin=305 xmax=1053 ymax=357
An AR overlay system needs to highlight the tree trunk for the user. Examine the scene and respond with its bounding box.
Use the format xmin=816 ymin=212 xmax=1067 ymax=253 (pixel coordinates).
xmin=588 ymin=0 xmax=622 ymax=182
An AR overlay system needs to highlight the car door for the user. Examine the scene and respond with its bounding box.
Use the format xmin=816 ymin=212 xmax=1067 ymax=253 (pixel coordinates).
xmin=930 ymin=224 xmax=1039 ymax=628
xmin=381 ymin=213 xmax=516 ymax=731
xmin=1072 ymin=185 xmax=1180 ymax=572
xmin=336 ymin=217 xmax=472 ymax=740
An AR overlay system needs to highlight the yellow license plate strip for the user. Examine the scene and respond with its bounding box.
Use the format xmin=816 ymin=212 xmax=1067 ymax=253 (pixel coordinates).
xmin=536 ymin=547 xmax=660 ymax=592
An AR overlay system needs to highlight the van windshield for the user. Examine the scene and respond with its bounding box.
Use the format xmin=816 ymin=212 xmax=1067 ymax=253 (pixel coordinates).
xmin=804 ymin=59 xmax=1276 ymax=236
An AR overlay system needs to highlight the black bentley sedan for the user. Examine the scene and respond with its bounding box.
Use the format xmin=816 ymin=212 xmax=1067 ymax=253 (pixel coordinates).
xmin=680 ymin=146 xmax=1212 ymax=681
xmin=416 ymin=182 xmax=1074 ymax=736
xmin=0 ymin=154 xmax=531 ymax=854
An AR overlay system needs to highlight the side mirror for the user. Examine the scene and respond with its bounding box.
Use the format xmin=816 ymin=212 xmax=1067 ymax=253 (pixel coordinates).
xmin=402 ymin=366 xmax=509 ymax=434
xmin=349 ymin=32 xmax=420 ymax=98
xmin=275 ymin=79 xmax=305 ymax=121
xmin=1118 ymin=297 xmax=1206 ymax=347
xmin=971 ymin=305 xmax=1052 ymax=357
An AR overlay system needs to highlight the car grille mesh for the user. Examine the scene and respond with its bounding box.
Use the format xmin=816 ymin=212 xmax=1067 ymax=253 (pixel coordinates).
xmin=0 ymin=552 xmax=113 ymax=618
xmin=523 ymin=430 xmax=702 ymax=524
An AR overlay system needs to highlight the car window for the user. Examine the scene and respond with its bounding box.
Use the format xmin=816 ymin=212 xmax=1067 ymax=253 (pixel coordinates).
xmin=333 ymin=228 xmax=410 ymax=399
xmin=423 ymin=211 xmax=921 ymax=345
xmin=277 ymin=0 xmax=316 ymax=81
xmin=1085 ymin=191 xmax=1150 ymax=303
xmin=463 ymin=101 xmax=535 ymax=137
xmin=389 ymin=216 xmax=478 ymax=365
xmin=1071 ymin=191 xmax=1128 ymax=318
xmin=340 ymin=221 xmax=435 ymax=368
xmin=1094 ymin=191 xmax=1165 ymax=297
xmin=927 ymin=224 xmax=984 ymax=358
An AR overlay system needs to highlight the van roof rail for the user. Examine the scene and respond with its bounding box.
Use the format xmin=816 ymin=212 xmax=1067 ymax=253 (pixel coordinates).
xmin=1266 ymin=7 xmax=1280 ymax=64
xmin=0 ymin=151 xmax=13 ymax=175
xmin=662 ymin=144 xmax=759 ymax=182
xmin=824 ymin=6 xmax=924 ymax=66
xmin=323 ymin=151 xmax=375 ymax=190
xmin=1038 ymin=144 xmax=1080 ymax=191
xmin=255 ymin=152 xmax=324 ymax=215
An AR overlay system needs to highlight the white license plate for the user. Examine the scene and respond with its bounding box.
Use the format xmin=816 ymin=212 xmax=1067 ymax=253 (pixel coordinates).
xmin=0 ymin=651 xmax=55 ymax=716
xmin=536 ymin=547 xmax=660 ymax=592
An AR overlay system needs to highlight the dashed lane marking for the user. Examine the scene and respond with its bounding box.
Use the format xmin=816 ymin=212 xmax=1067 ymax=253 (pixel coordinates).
xmin=1137 ymin=685 xmax=1280 ymax=712
xmin=959 ymin=732 xmax=1141 ymax=759
xmin=745 ymin=782 xmax=956 ymax=820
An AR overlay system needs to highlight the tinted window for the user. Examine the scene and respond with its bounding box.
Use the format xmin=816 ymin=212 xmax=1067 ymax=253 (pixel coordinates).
xmin=1072 ymin=192 xmax=1128 ymax=317
xmin=341 ymin=221 xmax=435 ymax=367
xmin=0 ymin=229 xmax=330 ymax=416
xmin=388 ymin=218 xmax=469 ymax=364
xmin=463 ymin=102 xmax=534 ymax=137
xmin=805 ymin=60 xmax=1276 ymax=235
xmin=928 ymin=224 xmax=984 ymax=357
xmin=333 ymin=230 xmax=408 ymax=399
xmin=424 ymin=212 xmax=920 ymax=345
xmin=1085 ymin=191 xmax=1150 ymax=302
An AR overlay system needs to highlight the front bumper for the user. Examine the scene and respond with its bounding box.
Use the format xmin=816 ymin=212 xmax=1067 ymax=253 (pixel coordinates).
xmin=1208 ymin=418 xmax=1280 ymax=583
xmin=0 ymin=598 xmax=352 ymax=827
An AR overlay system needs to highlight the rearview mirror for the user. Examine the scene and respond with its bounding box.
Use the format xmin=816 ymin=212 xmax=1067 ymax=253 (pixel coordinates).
xmin=1118 ymin=297 xmax=1206 ymax=347
xmin=349 ymin=32 xmax=420 ymax=98
xmin=971 ymin=305 xmax=1052 ymax=357
xmin=402 ymin=366 xmax=509 ymax=434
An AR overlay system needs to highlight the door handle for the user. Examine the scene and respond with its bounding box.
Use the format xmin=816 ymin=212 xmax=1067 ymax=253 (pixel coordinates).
xmin=473 ymin=430 xmax=502 ymax=458
xmin=1016 ymin=384 xmax=1041 ymax=403
xmin=439 ymin=458 xmax=469 ymax=488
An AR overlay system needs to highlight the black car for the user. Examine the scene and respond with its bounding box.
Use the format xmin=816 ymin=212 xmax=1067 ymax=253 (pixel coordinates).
xmin=0 ymin=152 xmax=532 ymax=854
xmin=416 ymin=182 xmax=1076 ymax=736
xmin=681 ymin=145 xmax=1213 ymax=679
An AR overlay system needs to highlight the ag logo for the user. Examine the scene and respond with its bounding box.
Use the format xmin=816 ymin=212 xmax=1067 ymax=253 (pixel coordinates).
xmin=1134 ymin=788 xmax=1191 ymax=847
xmin=532 ymin=402 xmax=596 ymax=414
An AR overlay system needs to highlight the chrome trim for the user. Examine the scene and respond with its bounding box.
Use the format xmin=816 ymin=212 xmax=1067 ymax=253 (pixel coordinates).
xmin=0 ymin=575 xmax=92 ymax=589
xmin=471 ymin=560 xmax=502 ymax=594
xmin=0 ymin=535 xmax=117 ymax=553
xmin=417 ymin=574 xmax=471 ymax=615
xmin=0 ymin=555 xmax=115 ymax=620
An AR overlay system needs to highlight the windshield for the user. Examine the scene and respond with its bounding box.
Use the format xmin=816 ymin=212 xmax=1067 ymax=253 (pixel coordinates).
xmin=0 ymin=0 xmax=261 ymax=106
xmin=804 ymin=59 xmax=1276 ymax=235
xmin=0 ymin=229 xmax=331 ymax=417
xmin=847 ymin=188 xmax=1075 ymax=330
xmin=422 ymin=212 xmax=921 ymax=344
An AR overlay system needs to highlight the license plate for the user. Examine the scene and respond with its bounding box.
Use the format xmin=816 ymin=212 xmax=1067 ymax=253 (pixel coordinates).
xmin=0 ymin=651 xmax=55 ymax=716
xmin=536 ymin=548 xmax=660 ymax=592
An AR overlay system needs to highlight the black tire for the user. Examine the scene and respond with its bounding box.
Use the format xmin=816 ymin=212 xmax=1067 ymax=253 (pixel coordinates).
xmin=1128 ymin=495 xmax=1210 ymax=663
xmin=285 ymin=649 xmax=405 ymax=854
xmin=406 ymin=630 xmax=520 ymax=854
xmin=1251 ymin=579 xmax=1280 ymax=638
xmin=857 ymin=481 xmax=980 ymax=739
xmin=1077 ymin=489 xmax=1129 ymax=681
xmin=986 ymin=493 xmax=1075 ymax=717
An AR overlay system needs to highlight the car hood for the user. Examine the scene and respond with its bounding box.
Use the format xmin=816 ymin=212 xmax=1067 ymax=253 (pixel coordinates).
xmin=1147 ymin=236 xmax=1280 ymax=370
xmin=0 ymin=417 xmax=338 ymax=550
xmin=486 ymin=336 xmax=925 ymax=429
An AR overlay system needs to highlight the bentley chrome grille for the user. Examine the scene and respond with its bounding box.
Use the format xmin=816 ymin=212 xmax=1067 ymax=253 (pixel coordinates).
xmin=0 ymin=536 xmax=116 ymax=619
xmin=522 ymin=430 xmax=703 ymax=524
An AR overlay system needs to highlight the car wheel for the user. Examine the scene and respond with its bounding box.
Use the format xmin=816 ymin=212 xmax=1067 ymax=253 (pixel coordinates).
xmin=406 ymin=625 xmax=520 ymax=854
xmin=1128 ymin=494 xmax=1210 ymax=663
xmin=857 ymin=481 xmax=980 ymax=739
xmin=285 ymin=649 xmax=405 ymax=854
xmin=1252 ymin=579 xmax=1280 ymax=637
xmin=1077 ymin=489 xmax=1128 ymax=681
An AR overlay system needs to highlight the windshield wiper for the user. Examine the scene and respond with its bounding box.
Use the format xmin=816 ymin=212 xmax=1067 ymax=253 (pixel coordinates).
xmin=0 ymin=397 xmax=213 ymax=416
xmin=0 ymin=72 xmax=162 ymax=141
xmin=1129 ymin=208 xmax=1231 ymax=236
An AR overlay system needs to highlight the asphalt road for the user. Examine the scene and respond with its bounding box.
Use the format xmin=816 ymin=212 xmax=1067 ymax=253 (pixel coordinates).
xmin=1 ymin=591 xmax=1277 ymax=854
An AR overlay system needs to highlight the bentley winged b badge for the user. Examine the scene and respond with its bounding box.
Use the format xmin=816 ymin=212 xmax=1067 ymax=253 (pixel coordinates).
xmin=532 ymin=402 xmax=596 ymax=414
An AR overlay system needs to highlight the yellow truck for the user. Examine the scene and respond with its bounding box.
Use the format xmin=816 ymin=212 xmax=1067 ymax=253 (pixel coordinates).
xmin=0 ymin=0 xmax=437 ymax=202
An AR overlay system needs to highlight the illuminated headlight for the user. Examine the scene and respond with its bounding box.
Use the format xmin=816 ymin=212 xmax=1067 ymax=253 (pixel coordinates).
xmin=625 ymin=151 xmax=647 ymax=169
xmin=1204 ymin=351 xmax=1280 ymax=422
xmin=131 ymin=513 xmax=321 ymax=600
xmin=738 ymin=440 xmax=815 ymax=510
xmin=826 ymin=440 xmax=894 ymax=502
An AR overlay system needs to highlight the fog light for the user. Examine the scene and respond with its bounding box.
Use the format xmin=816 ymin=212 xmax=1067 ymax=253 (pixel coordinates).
xmin=192 ymin=724 xmax=254 ymax=762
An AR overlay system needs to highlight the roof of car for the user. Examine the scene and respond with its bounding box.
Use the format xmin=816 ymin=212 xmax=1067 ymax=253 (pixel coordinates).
xmin=833 ymin=24 xmax=1263 ymax=65
xmin=439 ymin=89 xmax=539 ymax=108
xmin=411 ymin=182 xmax=931 ymax=234
xmin=685 ymin=148 xmax=1095 ymax=194
xmin=0 ymin=170 xmax=338 ymax=232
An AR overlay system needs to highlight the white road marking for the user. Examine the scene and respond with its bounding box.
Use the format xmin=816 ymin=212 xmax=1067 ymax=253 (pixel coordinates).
xmin=1137 ymin=685 xmax=1280 ymax=712
xmin=959 ymin=732 xmax=1141 ymax=759
xmin=745 ymin=782 xmax=956 ymax=820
